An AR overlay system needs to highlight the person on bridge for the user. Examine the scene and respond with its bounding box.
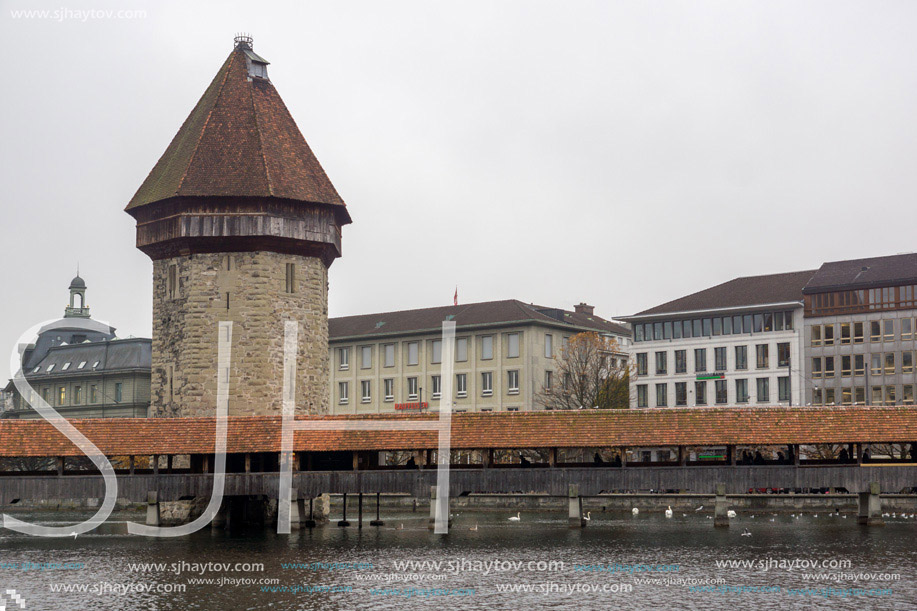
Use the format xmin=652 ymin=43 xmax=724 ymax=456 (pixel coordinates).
xmin=839 ymin=448 xmax=849 ymax=463
xmin=594 ymin=452 xmax=603 ymax=465
xmin=519 ymin=453 xmax=531 ymax=468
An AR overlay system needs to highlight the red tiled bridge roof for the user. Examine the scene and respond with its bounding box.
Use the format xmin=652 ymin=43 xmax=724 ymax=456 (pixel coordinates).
xmin=2 ymin=407 xmax=917 ymax=457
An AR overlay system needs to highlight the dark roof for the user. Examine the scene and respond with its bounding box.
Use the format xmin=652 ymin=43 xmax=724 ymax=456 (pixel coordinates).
xmin=24 ymin=338 xmax=151 ymax=380
xmin=126 ymin=42 xmax=349 ymax=223
xmin=1 ymin=407 xmax=914 ymax=456
xmin=22 ymin=321 xmax=116 ymax=370
xmin=631 ymin=270 xmax=816 ymax=317
xmin=329 ymin=300 xmax=630 ymax=340
xmin=803 ymin=253 xmax=917 ymax=293
xmin=69 ymin=275 xmax=86 ymax=289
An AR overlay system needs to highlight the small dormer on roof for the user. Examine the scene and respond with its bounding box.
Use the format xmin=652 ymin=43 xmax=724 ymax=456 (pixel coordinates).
xmin=234 ymin=34 xmax=270 ymax=80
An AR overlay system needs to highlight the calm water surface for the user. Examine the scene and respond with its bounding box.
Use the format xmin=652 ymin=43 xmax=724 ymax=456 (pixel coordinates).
xmin=1 ymin=509 xmax=914 ymax=610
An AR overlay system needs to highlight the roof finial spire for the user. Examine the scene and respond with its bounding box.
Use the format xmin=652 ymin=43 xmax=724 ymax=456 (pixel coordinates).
xmin=234 ymin=33 xmax=253 ymax=49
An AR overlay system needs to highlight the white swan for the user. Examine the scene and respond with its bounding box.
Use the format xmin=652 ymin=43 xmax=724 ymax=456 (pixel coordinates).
xmin=508 ymin=512 xmax=521 ymax=521
xmin=582 ymin=511 xmax=591 ymax=522
xmin=741 ymin=528 xmax=751 ymax=537
xmin=664 ymin=506 xmax=673 ymax=519
xmin=726 ymin=510 xmax=737 ymax=518
xmin=632 ymin=507 xmax=639 ymax=516
xmin=469 ymin=524 xmax=478 ymax=531
xmin=695 ymin=505 xmax=704 ymax=512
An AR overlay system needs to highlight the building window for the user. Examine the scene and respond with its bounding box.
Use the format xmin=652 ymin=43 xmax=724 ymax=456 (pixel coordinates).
xmin=870 ymin=321 xmax=881 ymax=342
xmin=694 ymin=348 xmax=707 ymax=373
xmin=756 ymin=344 xmax=769 ymax=369
xmin=432 ymin=375 xmax=442 ymax=399
xmin=384 ymin=344 xmax=395 ymax=367
xmin=114 ymin=383 xmax=122 ymax=403
xmin=885 ymin=385 xmax=896 ymax=405
xmin=407 ymin=377 xmax=418 ymax=400
xmin=636 ymin=353 xmax=647 ymax=376
xmin=778 ymin=376 xmax=790 ymax=401
xmin=812 ymin=357 xmax=823 ymax=378
xmin=871 ymin=386 xmax=883 ymax=405
xmin=824 ymin=356 xmax=835 ymax=378
xmin=73 ymin=386 xmax=82 ymax=404
xmin=675 ymin=382 xmax=687 ymax=406
xmin=853 ymin=322 xmax=864 ymax=343
xmin=716 ymin=379 xmax=728 ymax=404
xmin=777 ymin=343 xmax=790 ymax=368
xmin=456 ymin=338 xmax=468 ymax=362
xmin=56 ymin=387 xmax=66 ymax=406
xmin=903 ymin=351 xmax=915 ymax=374
xmin=361 ymin=380 xmax=371 ymax=403
xmin=813 ymin=388 xmax=823 ymax=405
xmin=811 ymin=325 xmax=822 ymax=346
xmin=855 ymin=386 xmax=866 ymax=405
xmin=756 ymin=378 xmax=769 ymax=403
xmin=507 ymin=333 xmax=520 ymax=358
xmin=637 ymin=384 xmax=648 ymax=408
xmin=361 ymin=346 xmax=372 ymax=369
xmin=674 ymin=350 xmax=687 ymax=374
xmin=544 ymin=334 xmax=553 ymax=358
xmin=407 ymin=342 xmax=419 ymax=366
xmin=168 ymin=264 xmax=178 ymax=299
xmin=826 ymin=387 xmax=836 ymax=405
xmin=842 ymin=387 xmax=853 ymax=405
xmin=884 ymin=320 xmax=895 ymax=341
xmin=714 ymin=347 xmax=726 ymax=371
xmin=841 ymin=355 xmax=852 ymax=377
xmin=884 ymin=352 xmax=896 ymax=375
xmin=383 ymin=379 xmax=394 ymax=401
xmin=871 ymin=353 xmax=882 ymax=375
xmin=456 ymin=374 xmax=467 ymax=397
xmin=823 ymin=324 xmax=835 ymax=346
xmin=544 ymin=370 xmax=553 ymax=391
xmin=655 ymin=351 xmax=667 ymax=375
xmin=339 ymin=381 xmax=349 ymax=404
xmin=735 ymin=379 xmax=748 ymax=403
xmin=482 ymin=336 xmax=494 ymax=360
xmin=840 ymin=323 xmax=851 ymax=344
xmin=902 ymin=318 xmax=914 ymax=341
xmin=90 ymin=385 xmax=98 ymax=403
xmin=903 ymin=384 xmax=915 ymax=405
xmin=656 ymin=383 xmax=667 ymax=407
xmin=508 ymin=370 xmax=519 ymax=394
xmin=481 ymin=372 xmax=493 ymax=396
xmin=695 ymin=381 xmax=707 ymax=405
xmin=285 ymin=263 xmax=296 ymax=293
xmin=431 ymin=340 xmax=442 ymax=364
xmin=339 ymin=347 xmax=350 ymax=370
xmin=735 ymin=345 xmax=748 ymax=370
xmin=854 ymin=354 xmax=866 ymax=376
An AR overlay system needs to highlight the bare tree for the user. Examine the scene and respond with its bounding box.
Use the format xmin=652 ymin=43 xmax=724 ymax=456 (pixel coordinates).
xmin=536 ymin=332 xmax=631 ymax=410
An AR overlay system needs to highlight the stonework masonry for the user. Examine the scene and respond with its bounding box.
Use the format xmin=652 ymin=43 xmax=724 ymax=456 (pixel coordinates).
xmin=151 ymin=251 xmax=329 ymax=417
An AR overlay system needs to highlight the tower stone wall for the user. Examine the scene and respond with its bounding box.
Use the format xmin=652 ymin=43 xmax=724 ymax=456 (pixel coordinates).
xmin=151 ymin=251 xmax=329 ymax=417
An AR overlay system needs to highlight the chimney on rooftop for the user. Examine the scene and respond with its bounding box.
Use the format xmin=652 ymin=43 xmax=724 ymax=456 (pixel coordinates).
xmin=574 ymin=302 xmax=594 ymax=316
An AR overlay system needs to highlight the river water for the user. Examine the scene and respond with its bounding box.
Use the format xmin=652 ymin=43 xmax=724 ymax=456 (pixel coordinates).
xmin=0 ymin=509 xmax=913 ymax=610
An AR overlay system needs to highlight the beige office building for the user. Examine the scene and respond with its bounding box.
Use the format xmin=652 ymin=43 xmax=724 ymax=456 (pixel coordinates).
xmin=328 ymin=300 xmax=630 ymax=414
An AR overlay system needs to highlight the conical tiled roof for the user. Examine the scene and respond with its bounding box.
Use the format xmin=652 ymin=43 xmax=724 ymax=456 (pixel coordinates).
xmin=126 ymin=41 xmax=349 ymax=223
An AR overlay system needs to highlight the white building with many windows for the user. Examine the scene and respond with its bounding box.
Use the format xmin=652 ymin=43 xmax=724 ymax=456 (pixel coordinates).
xmin=622 ymin=270 xmax=814 ymax=409
xmin=328 ymin=300 xmax=630 ymax=414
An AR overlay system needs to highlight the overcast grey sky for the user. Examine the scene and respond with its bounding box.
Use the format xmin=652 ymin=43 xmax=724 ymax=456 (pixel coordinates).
xmin=2 ymin=0 xmax=916 ymax=355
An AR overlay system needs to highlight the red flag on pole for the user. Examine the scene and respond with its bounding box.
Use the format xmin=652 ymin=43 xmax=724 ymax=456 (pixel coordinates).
xmin=454 ymin=286 xmax=458 ymax=306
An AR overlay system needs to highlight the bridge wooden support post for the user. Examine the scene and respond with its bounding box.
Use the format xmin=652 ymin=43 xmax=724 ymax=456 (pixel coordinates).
xmin=57 ymin=457 xmax=64 ymax=476
xmin=167 ymin=455 xmax=173 ymax=474
xmin=568 ymin=484 xmax=583 ymax=528
xmin=145 ymin=491 xmax=160 ymax=527
xmin=714 ymin=483 xmax=729 ymax=527
xmin=358 ymin=493 xmax=363 ymax=529
xmin=727 ymin=446 xmax=735 ymax=466
xmin=678 ymin=446 xmax=686 ymax=466
xmin=792 ymin=445 xmax=799 ymax=466
xmin=152 ymin=455 xmax=159 ymax=476
xmin=212 ymin=499 xmax=230 ymax=530
xmin=856 ymin=444 xmax=863 ymax=465
xmin=129 ymin=456 xmax=135 ymax=475
xmin=338 ymin=493 xmax=350 ymax=527
xmin=244 ymin=454 xmax=251 ymax=473
xmin=303 ymin=497 xmax=317 ymax=528
xmin=370 ymin=492 xmax=385 ymax=526
xmin=857 ymin=482 xmax=884 ymax=526
xmin=549 ymin=448 xmax=557 ymax=468
xmin=620 ymin=447 xmax=627 ymax=468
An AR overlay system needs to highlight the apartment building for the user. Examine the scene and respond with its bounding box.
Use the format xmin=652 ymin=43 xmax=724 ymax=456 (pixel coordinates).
xmin=802 ymin=253 xmax=917 ymax=406
xmin=623 ymin=271 xmax=813 ymax=408
xmin=328 ymin=300 xmax=630 ymax=413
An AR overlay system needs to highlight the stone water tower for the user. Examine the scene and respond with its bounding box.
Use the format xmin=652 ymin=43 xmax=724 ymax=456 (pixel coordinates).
xmin=125 ymin=35 xmax=351 ymax=417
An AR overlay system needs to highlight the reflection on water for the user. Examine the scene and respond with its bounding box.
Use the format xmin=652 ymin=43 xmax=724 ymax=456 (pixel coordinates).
xmin=0 ymin=509 xmax=914 ymax=610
